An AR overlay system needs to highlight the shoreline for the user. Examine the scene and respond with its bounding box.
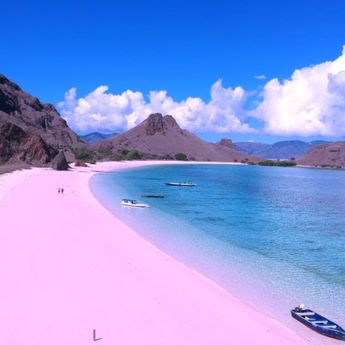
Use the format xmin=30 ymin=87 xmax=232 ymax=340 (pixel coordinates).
xmin=1 ymin=159 xmax=344 ymax=177
xmin=0 ymin=161 xmax=312 ymax=344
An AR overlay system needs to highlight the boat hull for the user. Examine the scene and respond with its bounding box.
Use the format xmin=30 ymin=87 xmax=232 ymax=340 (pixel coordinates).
xmin=121 ymin=199 xmax=150 ymax=208
xmin=121 ymin=202 xmax=149 ymax=208
xmin=291 ymin=309 xmax=345 ymax=341
xmin=141 ymin=194 xmax=165 ymax=198
xmin=165 ymin=183 xmax=196 ymax=187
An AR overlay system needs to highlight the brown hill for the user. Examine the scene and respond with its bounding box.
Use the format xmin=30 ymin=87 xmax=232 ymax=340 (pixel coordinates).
xmin=0 ymin=122 xmax=58 ymax=166
xmin=297 ymin=141 xmax=345 ymax=168
xmin=0 ymin=74 xmax=84 ymax=166
xmin=96 ymin=113 xmax=259 ymax=162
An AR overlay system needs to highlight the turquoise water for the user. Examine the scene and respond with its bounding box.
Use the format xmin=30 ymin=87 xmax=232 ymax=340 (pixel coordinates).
xmin=90 ymin=164 xmax=345 ymax=340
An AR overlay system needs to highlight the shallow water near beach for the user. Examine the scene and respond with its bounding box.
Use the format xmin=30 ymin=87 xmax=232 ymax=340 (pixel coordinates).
xmin=91 ymin=164 xmax=345 ymax=343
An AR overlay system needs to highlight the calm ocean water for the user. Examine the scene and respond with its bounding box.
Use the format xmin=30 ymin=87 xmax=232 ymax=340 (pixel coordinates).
xmin=90 ymin=164 xmax=345 ymax=341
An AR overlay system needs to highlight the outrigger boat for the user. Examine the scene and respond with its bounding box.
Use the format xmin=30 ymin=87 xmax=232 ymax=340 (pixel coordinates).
xmin=165 ymin=182 xmax=196 ymax=187
xmin=121 ymin=199 xmax=150 ymax=208
xmin=291 ymin=305 xmax=345 ymax=341
xmin=141 ymin=194 xmax=165 ymax=198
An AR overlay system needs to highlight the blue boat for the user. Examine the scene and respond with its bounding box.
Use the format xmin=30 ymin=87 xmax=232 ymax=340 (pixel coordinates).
xmin=291 ymin=305 xmax=345 ymax=341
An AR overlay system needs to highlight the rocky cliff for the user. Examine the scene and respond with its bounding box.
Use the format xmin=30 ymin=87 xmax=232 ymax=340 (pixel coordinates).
xmin=0 ymin=74 xmax=84 ymax=167
xmin=0 ymin=122 xmax=58 ymax=165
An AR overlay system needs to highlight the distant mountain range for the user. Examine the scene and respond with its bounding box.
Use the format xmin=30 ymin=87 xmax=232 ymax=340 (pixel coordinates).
xmin=235 ymin=140 xmax=329 ymax=160
xmin=80 ymin=132 xmax=118 ymax=144
xmin=96 ymin=113 xmax=259 ymax=163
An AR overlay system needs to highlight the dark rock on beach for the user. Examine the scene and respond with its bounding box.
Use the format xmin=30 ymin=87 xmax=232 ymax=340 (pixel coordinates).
xmin=75 ymin=160 xmax=88 ymax=167
xmin=52 ymin=151 xmax=69 ymax=171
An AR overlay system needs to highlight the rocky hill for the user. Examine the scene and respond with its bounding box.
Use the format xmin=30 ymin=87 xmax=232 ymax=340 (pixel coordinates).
xmin=297 ymin=142 xmax=345 ymax=167
xmin=96 ymin=113 xmax=259 ymax=162
xmin=235 ymin=140 xmax=329 ymax=160
xmin=0 ymin=74 xmax=84 ymax=166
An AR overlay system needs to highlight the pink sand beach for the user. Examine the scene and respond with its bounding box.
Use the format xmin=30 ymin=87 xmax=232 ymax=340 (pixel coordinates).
xmin=0 ymin=161 xmax=311 ymax=344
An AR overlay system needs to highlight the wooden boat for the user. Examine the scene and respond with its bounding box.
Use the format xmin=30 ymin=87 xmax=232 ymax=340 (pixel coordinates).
xmin=165 ymin=182 xmax=196 ymax=187
xmin=291 ymin=305 xmax=345 ymax=340
xmin=121 ymin=199 xmax=149 ymax=208
xmin=141 ymin=194 xmax=165 ymax=198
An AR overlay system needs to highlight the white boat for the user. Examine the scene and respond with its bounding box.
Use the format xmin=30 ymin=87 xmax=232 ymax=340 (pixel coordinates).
xmin=121 ymin=199 xmax=150 ymax=208
xmin=165 ymin=182 xmax=196 ymax=187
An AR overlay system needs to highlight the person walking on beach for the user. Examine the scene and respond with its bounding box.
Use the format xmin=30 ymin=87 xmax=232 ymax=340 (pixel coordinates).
xmin=61 ymin=188 xmax=64 ymax=194
xmin=58 ymin=188 xmax=61 ymax=194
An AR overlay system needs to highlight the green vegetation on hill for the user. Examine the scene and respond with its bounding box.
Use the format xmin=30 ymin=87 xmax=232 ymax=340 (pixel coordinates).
xmin=258 ymin=160 xmax=297 ymax=167
xmin=125 ymin=150 xmax=142 ymax=160
xmin=72 ymin=147 xmax=97 ymax=164
xmin=73 ymin=147 xmax=146 ymax=162
xmin=174 ymin=153 xmax=188 ymax=161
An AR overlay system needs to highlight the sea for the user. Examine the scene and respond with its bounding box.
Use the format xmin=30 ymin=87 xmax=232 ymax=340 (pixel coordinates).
xmin=90 ymin=164 xmax=345 ymax=342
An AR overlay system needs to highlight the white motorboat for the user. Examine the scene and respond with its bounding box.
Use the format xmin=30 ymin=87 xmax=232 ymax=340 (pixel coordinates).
xmin=121 ymin=199 xmax=150 ymax=208
xmin=165 ymin=182 xmax=196 ymax=187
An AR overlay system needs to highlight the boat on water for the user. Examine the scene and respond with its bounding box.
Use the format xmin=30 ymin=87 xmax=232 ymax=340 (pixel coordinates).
xmin=165 ymin=182 xmax=196 ymax=187
xmin=141 ymin=194 xmax=165 ymax=198
xmin=291 ymin=305 xmax=345 ymax=341
xmin=121 ymin=199 xmax=150 ymax=208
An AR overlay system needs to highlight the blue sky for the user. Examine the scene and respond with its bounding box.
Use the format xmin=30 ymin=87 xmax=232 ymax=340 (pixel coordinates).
xmin=2 ymin=0 xmax=345 ymax=143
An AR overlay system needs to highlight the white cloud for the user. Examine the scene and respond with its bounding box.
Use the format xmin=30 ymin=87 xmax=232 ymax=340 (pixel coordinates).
xmin=58 ymin=86 xmax=144 ymax=133
xmin=57 ymin=46 xmax=345 ymax=137
xmin=57 ymin=80 xmax=254 ymax=134
xmin=254 ymin=46 xmax=345 ymax=136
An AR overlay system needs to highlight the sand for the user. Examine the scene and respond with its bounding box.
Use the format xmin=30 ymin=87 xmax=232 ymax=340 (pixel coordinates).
xmin=0 ymin=161 xmax=310 ymax=344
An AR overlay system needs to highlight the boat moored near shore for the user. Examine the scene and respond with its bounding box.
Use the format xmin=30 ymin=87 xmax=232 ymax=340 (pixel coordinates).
xmin=141 ymin=194 xmax=165 ymax=198
xmin=291 ymin=305 xmax=345 ymax=341
xmin=121 ymin=199 xmax=150 ymax=208
xmin=165 ymin=182 xmax=196 ymax=187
